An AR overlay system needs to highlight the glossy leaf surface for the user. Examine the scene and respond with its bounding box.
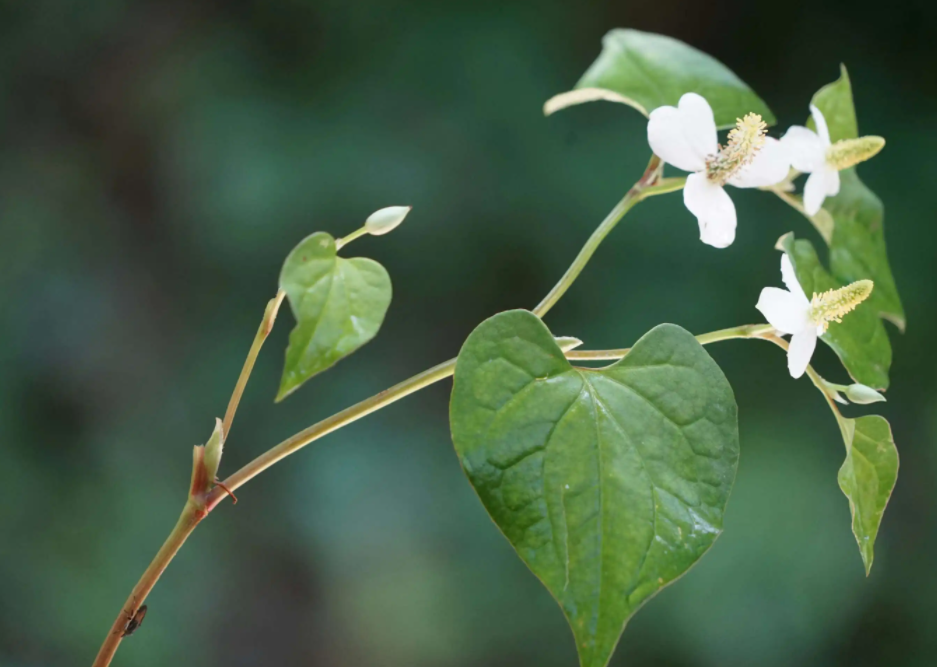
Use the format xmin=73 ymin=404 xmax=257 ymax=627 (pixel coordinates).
xmin=450 ymin=310 xmax=739 ymax=667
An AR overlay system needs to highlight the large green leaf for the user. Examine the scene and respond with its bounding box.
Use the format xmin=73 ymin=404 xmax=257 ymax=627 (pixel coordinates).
xmin=544 ymin=28 xmax=775 ymax=128
xmin=779 ymin=233 xmax=891 ymax=390
xmin=450 ymin=310 xmax=738 ymax=667
xmin=277 ymin=231 xmax=391 ymax=400
xmin=837 ymin=415 xmax=898 ymax=575
xmin=805 ymin=66 xmax=905 ymax=330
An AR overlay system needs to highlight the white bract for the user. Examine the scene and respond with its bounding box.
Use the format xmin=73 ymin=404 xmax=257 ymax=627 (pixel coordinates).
xmin=756 ymin=254 xmax=873 ymax=378
xmin=647 ymin=93 xmax=790 ymax=248
xmin=781 ymin=105 xmax=885 ymax=215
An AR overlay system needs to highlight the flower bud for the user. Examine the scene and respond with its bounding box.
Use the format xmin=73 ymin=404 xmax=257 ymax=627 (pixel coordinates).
xmin=365 ymin=206 xmax=411 ymax=236
xmin=844 ymin=384 xmax=886 ymax=405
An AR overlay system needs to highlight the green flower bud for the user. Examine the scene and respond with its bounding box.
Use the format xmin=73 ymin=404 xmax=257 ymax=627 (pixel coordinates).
xmin=844 ymin=384 xmax=886 ymax=405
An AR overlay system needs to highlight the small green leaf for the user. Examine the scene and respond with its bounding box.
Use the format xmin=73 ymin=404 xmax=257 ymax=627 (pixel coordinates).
xmin=805 ymin=66 xmax=905 ymax=330
xmin=277 ymin=231 xmax=392 ymax=400
xmin=544 ymin=28 xmax=775 ymax=128
xmin=779 ymin=233 xmax=891 ymax=390
xmin=837 ymin=415 xmax=898 ymax=574
xmin=450 ymin=310 xmax=738 ymax=667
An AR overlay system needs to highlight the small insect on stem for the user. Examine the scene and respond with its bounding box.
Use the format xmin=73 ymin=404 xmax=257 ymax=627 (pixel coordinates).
xmin=122 ymin=605 xmax=148 ymax=638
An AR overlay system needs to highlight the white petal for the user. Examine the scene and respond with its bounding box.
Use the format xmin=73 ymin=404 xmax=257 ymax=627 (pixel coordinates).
xmin=684 ymin=173 xmax=737 ymax=248
xmin=809 ymin=104 xmax=831 ymax=145
xmin=781 ymin=126 xmax=826 ymax=173
xmin=728 ymin=137 xmax=790 ymax=188
xmin=826 ymin=168 xmax=841 ymax=196
xmin=646 ymin=94 xmax=718 ymax=173
xmin=780 ymin=254 xmax=809 ymax=303
xmin=787 ymin=330 xmax=818 ymax=379
xmin=803 ymin=168 xmax=839 ymax=215
xmin=756 ymin=287 xmax=810 ymax=334
xmin=648 ymin=107 xmax=707 ymax=172
xmin=677 ymin=93 xmax=718 ymax=162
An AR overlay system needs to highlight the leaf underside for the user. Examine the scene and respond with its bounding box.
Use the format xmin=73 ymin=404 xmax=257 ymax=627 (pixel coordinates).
xmin=277 ymin=232 xmax=392 ymax=400
xmin=450 ymin=311 xmax=739 ymax=667
xmin=545 ymin=28 xmax=775 ymax=128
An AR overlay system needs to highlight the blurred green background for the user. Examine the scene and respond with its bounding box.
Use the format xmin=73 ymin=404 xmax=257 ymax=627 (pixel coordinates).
xmin=1 ymin=0 xmax=935 ymax=665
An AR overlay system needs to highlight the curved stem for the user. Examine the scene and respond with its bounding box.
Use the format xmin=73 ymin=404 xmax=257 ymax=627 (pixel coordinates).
xmin=532 ymin=157 xmax=682 ymax=318
xmin=758 ymin=333 xmax=850 ymax=439
xmin=206 ymin=357 xmax=457 ymax=509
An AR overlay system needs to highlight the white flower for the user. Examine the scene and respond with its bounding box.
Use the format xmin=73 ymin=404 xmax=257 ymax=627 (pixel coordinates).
xmin=781 ymin=105 xmax=838 ymax=216
xmin=756 ymin=253 xmax=873 ymax=378
xmin=781 ymin=105 xmax=885 ymax=216
xmin=647 ymin=93 xmax=790 ymax=248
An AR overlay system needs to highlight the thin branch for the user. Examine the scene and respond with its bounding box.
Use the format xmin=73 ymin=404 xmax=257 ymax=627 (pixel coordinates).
xmin=222 ymin=290 xmax=286 ymax=437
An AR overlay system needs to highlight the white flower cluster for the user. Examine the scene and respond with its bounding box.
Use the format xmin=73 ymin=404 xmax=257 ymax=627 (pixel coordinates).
xmin=645 ymin=93 xmax=884 ymax=378
xmin=646 ymin=95 xmax=881 ymax=249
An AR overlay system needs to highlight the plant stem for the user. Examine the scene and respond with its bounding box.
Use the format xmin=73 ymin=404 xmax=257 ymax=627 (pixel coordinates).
xmin=223 ymin=291 xmax=286 ymax=437
xmin=91 ymin=501 xmax=205 ymax=667
xmin=335 ymin=226 xmax=369 ymax=250
xmin=765 ymin=182 xmax=834 ymax=245
xmin=565 ymin=323 xmax=775 ymax=361
xmin=206 ymin=357 xmax=458 ymax=509
xmin=758 ymin=332 xmax=850 ymax=440
xmin=532 ymin=157 xmax=683 ymax=318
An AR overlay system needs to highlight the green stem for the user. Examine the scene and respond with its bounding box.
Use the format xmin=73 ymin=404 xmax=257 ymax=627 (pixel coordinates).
xmin=758 ymin=333 xmax=850 ymax=440
xmin=765 ymin=181 xmax=834 ymax=245
xmin=223 ymin=290 xmax=286 ymax=437
xmin=532 ymin=158 xmax=683 ymax=318
xmin=565 ymin=323 xmax=775 ymax=361
xmin=210 ymin=322 xmax=768 ymax=507
xmin=91 ymin=501 xmax=204 ymax=667
xmin=335 ymin=226 xmax=369 ymax=250
xmin=206 ymin=357 xmax=458 ymax=509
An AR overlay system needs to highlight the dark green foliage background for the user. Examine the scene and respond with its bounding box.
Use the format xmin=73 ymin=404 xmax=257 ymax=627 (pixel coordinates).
xmin=0 ymin=1 xmax=934 ymax=665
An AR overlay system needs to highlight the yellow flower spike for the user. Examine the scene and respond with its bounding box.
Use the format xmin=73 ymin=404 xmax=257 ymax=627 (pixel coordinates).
xmin=808 ymin=279 xmax=874 ymax=333
xmin=706 ymin=113 xmax=768 ymax=185
xmin=826 ymin=136 xmax=885 ymax=171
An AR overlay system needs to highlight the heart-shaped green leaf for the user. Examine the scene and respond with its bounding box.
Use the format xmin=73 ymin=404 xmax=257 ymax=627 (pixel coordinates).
xmin=837 ymin=415 xmax=898 ymax=575
xmin=544 ymin=29 xmax=775 ymax=128
xmin=450 ymin=310 xmax=739 ymax=667
xmin=803 ymin=66 xmax=905 ymax=330
xmin=779 ymin=233 xmax=891 ymax=390
xmin=277 ymin=232 xmax=391 ymax=401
